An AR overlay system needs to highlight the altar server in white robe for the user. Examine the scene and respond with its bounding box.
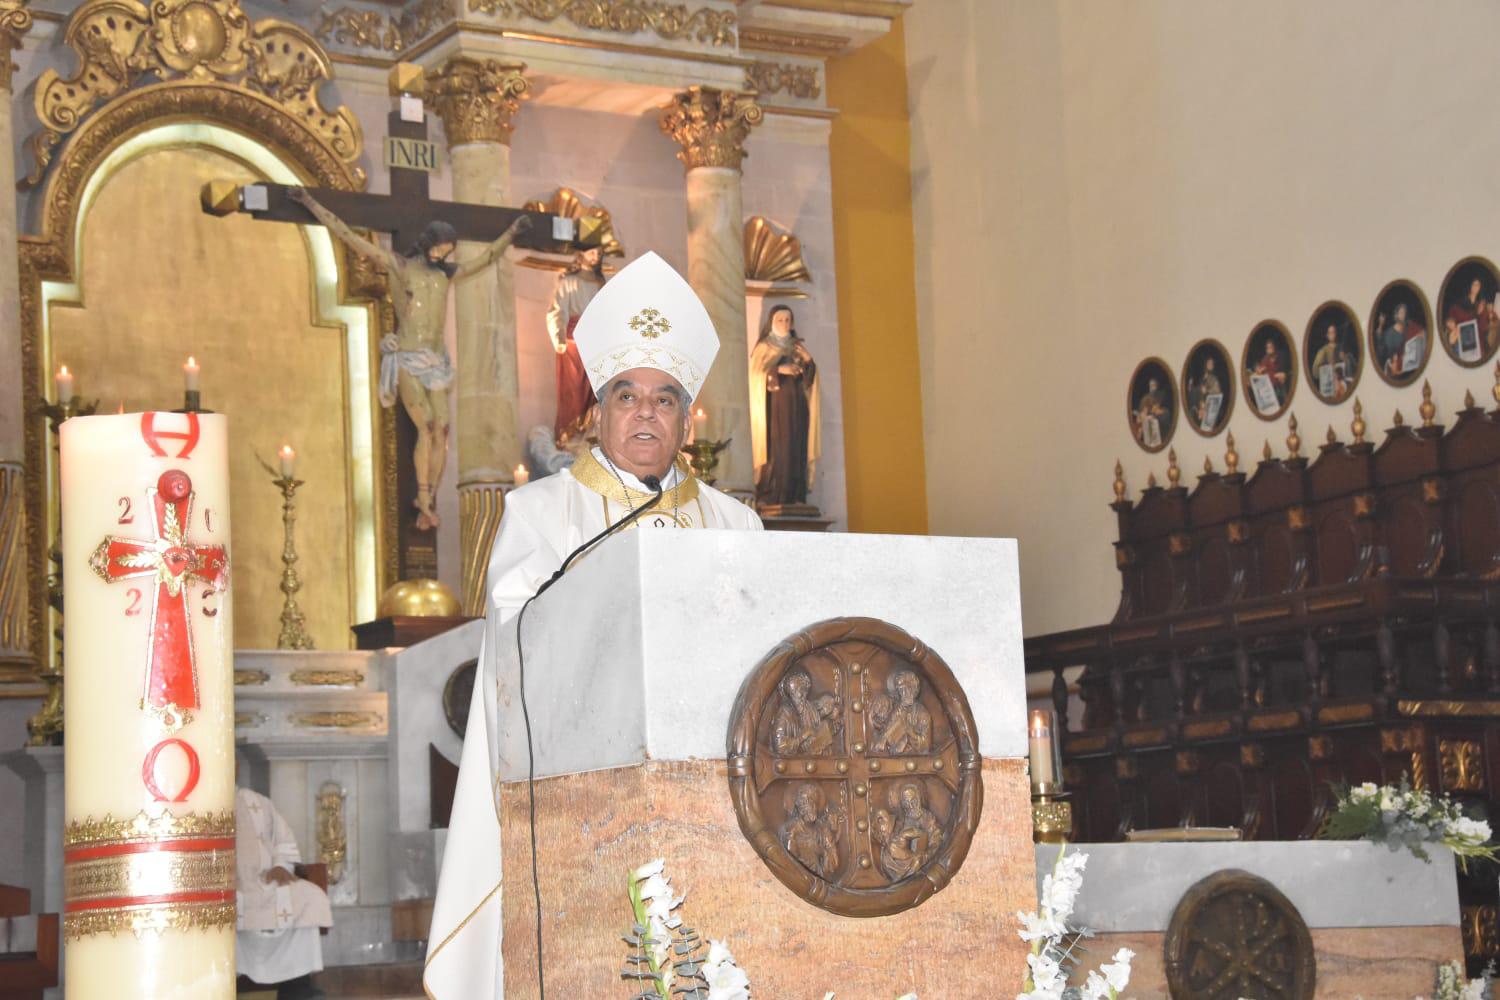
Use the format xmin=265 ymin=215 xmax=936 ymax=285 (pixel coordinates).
xmin=235 ymin=786 xmax=334 ymax=993
xmin=424 ymin=251 xmax=762 ymax=998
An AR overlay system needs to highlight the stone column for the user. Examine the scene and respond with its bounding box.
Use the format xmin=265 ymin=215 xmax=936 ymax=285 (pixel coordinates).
xmin=427 ymin=56 xmax=528 ymax=615
xmin=0 ymin=2 xmax=33 ymax=673
xmin=660 ymin=87 xmax=763 ymax=495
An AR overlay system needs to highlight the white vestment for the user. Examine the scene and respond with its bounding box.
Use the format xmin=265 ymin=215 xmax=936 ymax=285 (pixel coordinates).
xmin=423 ymin=450 xmax=762 ymax=999
xmin=235 ymin=787 xmax=333 ymax=983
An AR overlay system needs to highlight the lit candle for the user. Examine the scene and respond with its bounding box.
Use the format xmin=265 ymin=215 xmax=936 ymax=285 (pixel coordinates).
xmin=279 ymin=443 xmax=296 ymax=479
xmin=183 ymin=356 xmax=200 ymax=393
xmin=60 ymin=411 xmax=235 ymax=996
xmin=1028 ymin=708 xmax=1059 ymax=792
xmin=514 ymin=463 xmax=530 ymax=486
xmin=692 ymin=406 xmax=708 ymax=440
xmin=56 ymin=365 xmax=74 ymax=405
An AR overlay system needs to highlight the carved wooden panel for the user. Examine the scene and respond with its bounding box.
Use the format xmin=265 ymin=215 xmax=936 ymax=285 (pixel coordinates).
xmin=1258 ymin=526 xmax=1295 ymax=594
xmin=1314 ymin=511 xmax=1359 ymax=585
xmin=1202 ymin=761 xmax=1246 ymax=828
xmin=1164 ymin=869 xmax=1316 ymax=998
xmin=1141 ymin=550 xmax=1174 ymax=617
xmin=1386 ymin=496 xmax=1431 ymax=576
xmin=1145 ymin=767 xmax=1186 ymax=828
xmin=1269 ymin=756 xmax=1316 ymax=839
xmin=1197 ymin=538 xmax=1235 ymax=604
xmin=1456 ymin=480 xmax=1500 ymax=576
xmin=726 ymin=617 xmax=982 ymax=917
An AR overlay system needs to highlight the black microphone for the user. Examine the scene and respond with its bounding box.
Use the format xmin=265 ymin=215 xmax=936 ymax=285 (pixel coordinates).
xmin=513 ymin=469 xmax=665 ymax=1000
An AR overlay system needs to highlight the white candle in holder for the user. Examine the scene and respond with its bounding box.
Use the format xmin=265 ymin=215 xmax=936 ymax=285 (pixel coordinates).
xmin=183 ymin=356 xmax=200 ymax=393
xmin=1028 ymin=707 xmax=1058 ymax=791
xmin=56 ymin=365 xmax=74 ymax=405
xmin=60 ymin=410 xmax=235 ymax=998
xmin=514 ymin=463 xmax=530 ymax=486
xmin=279 ymin=443 xmax=296 ymax=479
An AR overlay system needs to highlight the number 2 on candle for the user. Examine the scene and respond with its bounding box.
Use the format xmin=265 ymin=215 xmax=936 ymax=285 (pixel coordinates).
xmin=117 ymin=496 xmax=133 ymax=524
xmin=124 ymin=587 xmax=142 ymax=616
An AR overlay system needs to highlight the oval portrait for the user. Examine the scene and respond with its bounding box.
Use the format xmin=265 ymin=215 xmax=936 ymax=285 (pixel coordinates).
xmin=1437 ymin=256 xmax=1500 ymax=368
xmin=1241 ymin=320 xmax=1297 ymax=421
xmin=1368 ymin=278 xmax=1433 ymax=387
xmin=1302 ymin=300 xmax=1362 ymax=406
xmin=1181 ymin=340 xmax=1234 ymax=437
xmin=1127 ymin=357 xmax=1177 ymax=453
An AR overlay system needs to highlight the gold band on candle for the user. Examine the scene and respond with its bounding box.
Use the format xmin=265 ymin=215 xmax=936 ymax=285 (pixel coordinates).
xmin=63 ymin=807 xmax=235 ymax=941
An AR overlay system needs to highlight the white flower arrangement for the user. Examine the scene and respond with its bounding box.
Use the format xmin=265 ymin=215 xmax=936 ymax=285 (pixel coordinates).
xmin=623 ymin=859 xmax=919 ymax=1000
xmin=1426 ymin=958 xmax=1493 ymax=1000
xmin=624 ymin=859 xmax=747 ymax=1000
xmin=1319 ymin=780 xmax=1498 ymax=871
xmin=1017 ymin=846 xmax=1132 ymax=1000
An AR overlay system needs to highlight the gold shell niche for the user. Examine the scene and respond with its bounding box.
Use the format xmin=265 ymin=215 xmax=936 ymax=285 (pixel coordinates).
xmin=744 ymin=216 xmax=812 ymax=284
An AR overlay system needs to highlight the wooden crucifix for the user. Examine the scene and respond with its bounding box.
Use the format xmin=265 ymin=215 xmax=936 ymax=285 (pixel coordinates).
xmin=203 ymin=84 xmax=600 ymax=585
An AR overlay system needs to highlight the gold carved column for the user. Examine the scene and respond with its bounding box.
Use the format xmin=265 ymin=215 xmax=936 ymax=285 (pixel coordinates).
xmin=660 ymin=87 xmax=763 ymax=496
xmin=0 ymin=1 xmax=32 ymax=675
xmin=427 ymin=56 xmax=528 ymax=616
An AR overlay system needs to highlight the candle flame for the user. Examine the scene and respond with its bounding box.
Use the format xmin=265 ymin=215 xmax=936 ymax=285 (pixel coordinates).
xmin=1029 ymin=708 xmax=1051 ymax=737
xmin=185 ymin=356 xmax=198 ymax=368
xmin=57 ymin=365 xmax=70 ymax=377
xmin=279 ymin=444 xmax=294 ymax=457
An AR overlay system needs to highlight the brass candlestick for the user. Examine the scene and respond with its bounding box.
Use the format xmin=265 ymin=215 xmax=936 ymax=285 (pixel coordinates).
xmin=1029 ymin=706 xmax=1072 ymax=843
xmin=26 ymin=394 xmax=99 ymax=746
xmin=1032 ymin=790 xmax=1073 ymax=845
xmin=258 ymin=456 xmax=314 ymax=650
xmin=682 ymin=437 xmax=730 ymax=486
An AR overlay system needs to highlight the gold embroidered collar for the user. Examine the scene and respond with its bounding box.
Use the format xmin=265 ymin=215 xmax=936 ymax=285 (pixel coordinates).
xmin=571 ymin=448 xmax=700 ymax=508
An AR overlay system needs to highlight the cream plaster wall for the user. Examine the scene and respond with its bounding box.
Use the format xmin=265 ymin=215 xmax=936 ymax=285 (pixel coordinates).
xmin=905 ymin=0 xmax=1500 ymax=637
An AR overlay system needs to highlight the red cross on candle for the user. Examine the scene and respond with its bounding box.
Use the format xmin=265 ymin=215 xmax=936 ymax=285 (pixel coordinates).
xmin=88 ymin=469 xmax=229 ymax=733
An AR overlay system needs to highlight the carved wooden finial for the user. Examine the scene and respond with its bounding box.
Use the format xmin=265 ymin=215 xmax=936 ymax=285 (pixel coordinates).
xmin=1203 ymin=455 xmax=1214 ymax=475
xmin=1286 ymin=413 xmax=1301 ymax=458
xmin=1465 ymin=388 xmax=1477 ymax=410
xmin=1145 ymin=471 xmax=1158 ymax=491
xmin=1352 ymin=397 xmax=1366 ymax=443
xmin=1326 ymin=425 xmax=1336 ymax=445
xmin=1112 ymin=460 xmax=1126 ymax=502
xmin=1262 ymin=439 xmax=1273 ymax=461
xmin=1225 ymin=432 xmax=1239 ymax=475
xmin=1393 ymin=408 xmax=1405 ymax=427
xmin=1167 ymin=448 xmax=1181 ymax=487
xmin=1420 ymin=380 xmax=1436 ymax=427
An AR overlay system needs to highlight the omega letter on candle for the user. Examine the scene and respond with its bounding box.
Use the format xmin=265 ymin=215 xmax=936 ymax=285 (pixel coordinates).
xmin=61 ymin=411 xmax=235 ymax=998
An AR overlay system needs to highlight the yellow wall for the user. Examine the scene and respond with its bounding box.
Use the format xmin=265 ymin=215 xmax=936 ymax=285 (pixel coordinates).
xmin=827 ymin=17 xmax=928 ymax=535
xmin=905 ymin=0 xmax=1500 ymax=636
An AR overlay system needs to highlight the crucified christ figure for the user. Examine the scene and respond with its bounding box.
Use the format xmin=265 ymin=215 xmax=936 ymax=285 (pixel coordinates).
xmin=290 ymin=187 xmax=530 ymax=530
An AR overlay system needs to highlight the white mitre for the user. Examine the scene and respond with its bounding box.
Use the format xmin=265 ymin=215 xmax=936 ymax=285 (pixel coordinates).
xmin=572 ymin=251 xmax=719 ymax=400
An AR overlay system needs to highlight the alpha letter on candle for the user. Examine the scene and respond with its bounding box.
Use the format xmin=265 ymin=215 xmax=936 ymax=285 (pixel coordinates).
xmin=61 ymin=411 xmax=235 ymax=998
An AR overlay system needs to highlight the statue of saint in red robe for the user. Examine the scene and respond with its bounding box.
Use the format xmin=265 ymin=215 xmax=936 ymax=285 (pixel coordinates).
xmin=544 ymin=248 xmax=606 ymax=440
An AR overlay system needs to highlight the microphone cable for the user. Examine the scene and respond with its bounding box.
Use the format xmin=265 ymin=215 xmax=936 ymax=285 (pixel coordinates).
xmin=512 ymin=474 xmax=665 ymax=999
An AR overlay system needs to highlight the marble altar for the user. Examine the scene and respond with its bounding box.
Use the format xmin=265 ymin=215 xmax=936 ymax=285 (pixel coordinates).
xmin=1035 ymin=841 xmax=1464 ymax=997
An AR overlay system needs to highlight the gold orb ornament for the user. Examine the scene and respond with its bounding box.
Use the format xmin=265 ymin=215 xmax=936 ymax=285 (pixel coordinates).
xmin=378 ymin=578 xmax=461 ymax=618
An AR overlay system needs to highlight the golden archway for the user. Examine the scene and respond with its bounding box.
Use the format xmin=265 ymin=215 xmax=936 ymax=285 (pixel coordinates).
xmin=20 ymin=79 xmax=396 ymax=667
